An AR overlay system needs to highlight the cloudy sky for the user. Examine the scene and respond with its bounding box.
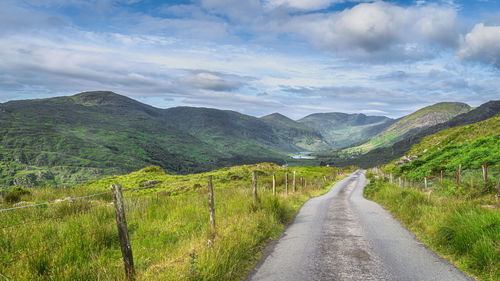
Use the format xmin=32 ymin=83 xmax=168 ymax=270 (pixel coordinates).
xmin=1 ymin=0 xmax=499 ymax=119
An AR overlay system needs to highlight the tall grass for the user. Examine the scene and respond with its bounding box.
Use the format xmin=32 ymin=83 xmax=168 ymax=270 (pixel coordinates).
xmin=364 ymin=173 xmax=500 ymax=281
xmin=0 ymin=163 xmax=353 ymax=280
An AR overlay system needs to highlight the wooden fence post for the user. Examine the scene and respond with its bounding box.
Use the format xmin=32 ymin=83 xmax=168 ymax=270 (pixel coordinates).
xmin=398 ymin=177 xmax=401 ymax=187
xmin=111 ymin=184 xmax=135 ymax=281
xmin=301 ymin=176 xmax=304 ymax=189
xmin=424 ymin=177 xmax=428 ymax=189
xmin=207 ymin=176 xmax=216 ymax=234
xmin=458 ymin=164 xmax=462 ymax=184
xmin=272 ymin=173 xmax=276 ymax=196
xmin=285 ymin=172 xmax=289 ymax=195
xmin=456 ymin=169 xmax=460 ymax=186
xmin=440 ymin=170 xmax=443 ymax=184
xmin=483 ymin=163 xmax=488 ymax=183
xmin=252 ymin=171 xmax=258 ymax=203
xmin=293 ymin=171 xmax=296 ymax=192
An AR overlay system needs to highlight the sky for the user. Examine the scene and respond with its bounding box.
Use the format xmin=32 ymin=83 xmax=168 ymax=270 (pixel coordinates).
xmin=0 ymin=0 xmax=499 ymax=119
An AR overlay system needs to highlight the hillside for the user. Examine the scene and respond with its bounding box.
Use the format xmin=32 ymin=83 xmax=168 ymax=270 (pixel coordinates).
xmin=298 ymin=112 xmax=394 ymax=148
xmin=390 ymin=115 xmax=500 ymax=179
xmin=0 ymin=91 xmax=333 ymax=187
xmin=0 ymin=92 xmax=227 ymax=186
xmin=344 ymin=102 xmax=471 ymax=153
xmin=260 ymin=113 xmax=330 ymax=151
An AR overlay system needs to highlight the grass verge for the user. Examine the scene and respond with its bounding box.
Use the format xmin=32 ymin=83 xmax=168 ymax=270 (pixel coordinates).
xmin=364 ymin=172 xmax=499 ymax=281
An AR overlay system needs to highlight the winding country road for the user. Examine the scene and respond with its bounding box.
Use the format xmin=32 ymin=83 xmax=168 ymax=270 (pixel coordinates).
xmin=245 ymin=170 xmax=474 ymax=281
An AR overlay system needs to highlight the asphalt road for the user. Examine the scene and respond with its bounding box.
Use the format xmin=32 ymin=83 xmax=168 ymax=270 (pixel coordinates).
xmin=245 ymin=170 xmax=475 ymax=281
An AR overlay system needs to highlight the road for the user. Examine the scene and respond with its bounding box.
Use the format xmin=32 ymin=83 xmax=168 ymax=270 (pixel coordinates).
xmin=245 ymin=170 xmax=474 ymax=281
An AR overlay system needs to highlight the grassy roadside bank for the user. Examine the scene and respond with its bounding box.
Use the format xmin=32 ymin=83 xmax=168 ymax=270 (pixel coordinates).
xmin=0 ymin=163 xmax=354 ymax=280
xmin=364 ymin=172 xmax=500 ymax=281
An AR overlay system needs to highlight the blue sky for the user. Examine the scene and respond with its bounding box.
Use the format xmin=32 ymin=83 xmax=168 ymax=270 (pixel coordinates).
xmin=1 ymin=0 xmax=499 ymax=119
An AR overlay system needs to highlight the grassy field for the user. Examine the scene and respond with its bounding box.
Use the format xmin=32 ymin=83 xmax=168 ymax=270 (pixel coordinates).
xmin=0 ymin=163 xmax=353 ymax=280
xmin=364 ymin=172 xmax=499 ymax=281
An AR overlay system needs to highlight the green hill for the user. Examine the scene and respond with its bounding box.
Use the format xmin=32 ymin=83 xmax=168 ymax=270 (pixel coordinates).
xmin=260 ymin=113 xmax=330 ymax=151
xmin=0 ymin=91 xmax=335 ymax=187
xmin=345 ymin=102 xmax=471 ymax=153
xmin=298 ymin=112 xmax=394 ymax=148
xmin=388 ymin=115 xmax=500 ymax=179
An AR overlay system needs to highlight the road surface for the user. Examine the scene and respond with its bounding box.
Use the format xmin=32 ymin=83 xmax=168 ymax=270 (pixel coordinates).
xmin=245 ymin=170 xmax=474 ymax=281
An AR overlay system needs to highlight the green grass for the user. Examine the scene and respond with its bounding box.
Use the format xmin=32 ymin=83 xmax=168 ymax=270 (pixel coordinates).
xmin=364 ymin=173 xmax=500 ymax=281
xmin=0 ymin=163 xmax=354 ymax=280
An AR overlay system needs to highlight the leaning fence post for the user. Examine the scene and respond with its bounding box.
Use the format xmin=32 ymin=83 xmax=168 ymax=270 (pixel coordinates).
xmin=111 ymin=184 xmax=135 ymax=281
xmin=207 ymin=176 xmax=216 ymax=234
xmin=285 ymin=172 xmax=289 ymax=195
xmin=252 ymin=171 xmax=259 ymax=203
xmin=272 ymin=173 xmax=276 ymax=196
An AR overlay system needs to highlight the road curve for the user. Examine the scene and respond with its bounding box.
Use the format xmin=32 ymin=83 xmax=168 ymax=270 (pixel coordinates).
xmin=245 ymin=170 xmax=474 ymax=281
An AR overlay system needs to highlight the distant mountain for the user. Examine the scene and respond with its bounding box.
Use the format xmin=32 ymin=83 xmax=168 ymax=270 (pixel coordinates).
xmin=260 ymin=113 xmax=330 ymax=151
xmin=297 ymin=112 xmax=394 ymax=148
xmin=345 ymin=102 xmax=471 ymax=153
xmin=0 ymin=91 xmax=327 ymax=187
xmin=321 ymin=100 xmax=500 ymax=168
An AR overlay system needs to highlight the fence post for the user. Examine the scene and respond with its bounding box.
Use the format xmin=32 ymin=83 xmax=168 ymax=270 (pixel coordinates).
xmin=458 ymin=164 xmax=462 ymax=184
xmin=483 ymin=163 xmax=488 ymax=183
xmin=272 ymin=173 xmax=276 ymax=196
xmin=440 ymin=170 xmax=443 ymax=184
xmin=301 ymin=176 xmax=304 ymax=189
xmin=252 ymin=171 xmax=258 ymax=203
xmin=285 ymin=172 xmax=289 ymax=195
xmin=207 ymin=176 xmax=216 ymax=234
xmin=456 ymin=169 xmax=460 ymax=186
xmin=398 ymin=177 xmax=401 ymax=187
xmin=424 ymin=177 xmax=428 ymax=189
xmin=293 ymin=171 xmax=296 ymax=192
xmin=111 ymin=184 xmax=135 ymax=281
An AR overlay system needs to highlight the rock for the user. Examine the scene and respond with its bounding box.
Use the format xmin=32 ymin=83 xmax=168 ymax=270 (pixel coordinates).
xmin=13 ymin=201 xmax=27 ymax=206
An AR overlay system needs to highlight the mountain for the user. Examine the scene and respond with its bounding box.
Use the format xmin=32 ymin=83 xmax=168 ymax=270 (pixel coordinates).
xmin=297 ymin=113 xmax=394 ymax=148
xmin=0 ymin=91 xmax=328 ymax=187
xmin=320 ymin=100 xmax=500 ymax=168
xmin=344 ymin=102 xmax=471 ymax=153
xmin=260 ymin=113 xmax=330 ymax=151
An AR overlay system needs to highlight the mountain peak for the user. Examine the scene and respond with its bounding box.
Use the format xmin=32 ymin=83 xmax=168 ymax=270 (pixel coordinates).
xmin=261 ymin=112 xmax=293 ymax=121
xmin=72 ymin=91 xmax=136 ymax=106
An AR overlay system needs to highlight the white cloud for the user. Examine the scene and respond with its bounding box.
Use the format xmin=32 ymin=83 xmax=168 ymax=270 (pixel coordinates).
xmin=283 ymin=2 xmax=459 ymax=60
xmin=458 ymin=24 xmax=500 ymax=68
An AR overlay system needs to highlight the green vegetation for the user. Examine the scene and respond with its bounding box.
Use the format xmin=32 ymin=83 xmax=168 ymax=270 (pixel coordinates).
xmin=387 ymin=115 xmax=500 ymax=180
xmin=298 ymin=112 xmax=394 ymax=149
xmin=364 ymin=174 xmax=499 ymax=281
xmin=345 ymin=102 xmax=471 ymax=154
xmin=0 ymin=91 xmax=331 ymax=187
xmin=0 ymin=163 xmax=354 ymax=280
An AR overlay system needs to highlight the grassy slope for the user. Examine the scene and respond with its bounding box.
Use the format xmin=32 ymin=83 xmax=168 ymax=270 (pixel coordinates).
xmin=364 ymin=115 xmax=500 ymax=281
xmin=0 ymin=163 xmax=354 ymax=280
xmin=346 ymin=102 xmax=471 ymax=153
xmin=298 ymin=112 xmax=394 ymax=148
xmin=387 ymin=115 xmax=500 ymax=179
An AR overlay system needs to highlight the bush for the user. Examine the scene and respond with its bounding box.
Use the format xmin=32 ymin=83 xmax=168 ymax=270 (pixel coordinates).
xmin=3 ymin=187 xmax=31 ymax=204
